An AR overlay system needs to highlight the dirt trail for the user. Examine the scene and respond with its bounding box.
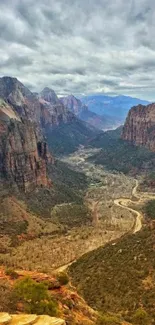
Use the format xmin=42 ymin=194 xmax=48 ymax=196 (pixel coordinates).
xmin=114 ymin=180 xmax=143 ymax=234
xmin=114 ymin=197 xmax=142 ymax=233
xmin=55 ymin=181 xmax=144 ymax=272
xmin=56 ymin=180 xmax=155 ymax=273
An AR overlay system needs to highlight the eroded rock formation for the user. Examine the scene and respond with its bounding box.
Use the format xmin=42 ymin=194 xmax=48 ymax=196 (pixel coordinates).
xmin=0 ymin=108 xmax=50 ymax=192
xmin=0 ymin=77 xmax=52 ymax=192
xmin=60 ymin=95 xmax=88 ymax=117
xmin=39 ymin=88 xmax=74 ymax=128
xmin=122 ymin=103 xmax=155 ymax=151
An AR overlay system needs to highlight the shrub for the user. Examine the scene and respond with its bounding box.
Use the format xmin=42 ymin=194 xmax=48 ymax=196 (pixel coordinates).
xmin=97 ymin=314 xmax=121 ymax=325
xmin=57 ymin=272 xmax=69 ymax=285
xmin=132 ymin=308 xmax=150 ymax=325
xmin=0 ymin=279 xmax=14 ymax=312
xmin=144 ymin=200 xmax=155 ymax=219
xmin=12 ymin=277 xmax=58 ymax=316
xmin=5 ymin=268 xmax=19 ymax=279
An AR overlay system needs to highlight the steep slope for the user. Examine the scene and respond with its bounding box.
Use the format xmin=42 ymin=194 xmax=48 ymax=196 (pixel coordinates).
xmin=0 ymin=101 xmax=50 ymax=193
xmin=0 ymin=268 xmax=97 ymax=325
xmin=60 ymin=95 xmax=88 ymax=116
xmin=88 ymin=127 xmax=155 ymax=174
xmin=39 ymin=89 xmax=98 ymax=155
xmin=0 ymin=77 xmax=42 ymax=124
xmin=69 ymin=226 xmax=155 ymax=323
xmin=81 ymin=94 xmax=149 ymax=121
xmin=122 ymin=103 xmax=155 ymax=152
xmin=39 ymin=88 xmax=74 ymax=127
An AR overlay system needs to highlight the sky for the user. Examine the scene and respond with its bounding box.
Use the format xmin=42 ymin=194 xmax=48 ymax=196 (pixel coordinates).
xmin=0 ymin=0 xmax=155 ymax=100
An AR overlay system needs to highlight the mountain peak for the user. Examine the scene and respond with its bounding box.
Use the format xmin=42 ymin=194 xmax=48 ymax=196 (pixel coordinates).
xmin=40 ymin=87 xmax=59 ymax=104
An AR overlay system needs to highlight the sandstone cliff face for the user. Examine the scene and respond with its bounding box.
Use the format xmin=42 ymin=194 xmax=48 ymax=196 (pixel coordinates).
xmin=0 ymin=77 xmax=52 ymax=192
xmin=0 ymin=111 xmax=49 ymax=192
xmin=60 ymin=95 xmax=88 ymax=117
xmin=39 ymin=88 xmax=74 ymax=128
xmin=0 ymin=77 xmax=41 ymax=124
xmin=0 ymin=77 xmax=74 ymax=129
xmin=122 ymin=103 xmax=155 ymax=151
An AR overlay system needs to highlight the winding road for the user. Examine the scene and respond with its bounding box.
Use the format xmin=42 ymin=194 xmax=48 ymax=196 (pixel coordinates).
xmin=114 ymin=180 xmax=142 ymax=234
xmin=55 ymin=179 xmax=155 ymax=273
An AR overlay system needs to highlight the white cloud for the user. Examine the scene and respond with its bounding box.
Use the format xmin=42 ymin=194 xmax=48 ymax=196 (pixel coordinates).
xmin=0 ymin=0 xmax=155 ymax=100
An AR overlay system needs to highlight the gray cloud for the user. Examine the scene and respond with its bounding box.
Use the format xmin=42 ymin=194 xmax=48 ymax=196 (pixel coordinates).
xmin=0 ymin=0 xmax=155 ymax=100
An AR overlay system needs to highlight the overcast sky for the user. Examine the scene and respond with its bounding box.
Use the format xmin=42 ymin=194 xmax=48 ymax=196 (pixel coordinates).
xmin=0 ymin=0 xmax=155 ymax=99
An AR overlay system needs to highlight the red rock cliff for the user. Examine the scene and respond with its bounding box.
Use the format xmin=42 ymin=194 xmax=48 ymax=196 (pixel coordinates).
xmin=122 ymin=103 xmax=155 ymax=151
xmin=0 ymin=77 xmax=52 ymax=192
xmin=0 ymin=107 xmax=50 ymax=192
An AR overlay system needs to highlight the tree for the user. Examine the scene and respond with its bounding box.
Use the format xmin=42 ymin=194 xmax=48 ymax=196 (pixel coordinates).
xmin=57 ymin=272 xmax=69 ymax=286
xmin=13 ymin=277 xmax=58 ymax=316
xmin=132 ymin=308 xmax=150 ymax=325
xmin=97 ymin=314 xmax=121 ymax=325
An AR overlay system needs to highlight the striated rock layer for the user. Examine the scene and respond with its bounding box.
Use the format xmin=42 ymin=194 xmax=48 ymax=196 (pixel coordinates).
xmin=0 ymin=112 xmax=50 ymax=192
xmin=60 ymin=94 xmax=88 ymax=117
xmin=122 ymin=103 xmax=155 ymax=151
xmin=0 ymin=77 xmax=53 ymax=192
xmin=39 ymin=88 xmax=75 ymax=128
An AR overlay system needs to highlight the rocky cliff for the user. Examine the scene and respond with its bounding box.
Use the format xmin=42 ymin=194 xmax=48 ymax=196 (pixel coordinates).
xmin=39 ymin=88 xmax=74 ymax=128
xmin=0 ymin=103 xmax=50 ymax=192
xmin=0 ymin=77 xmax=97 ymax=190
xmin=60 ymin=95 xmax=88 ymax=117
xmin=0 ymin=77 xmax=73 ymax=130
xmin=122 ymin=103 xmax=155 ymax=151
xmin=60 ymin=94 xmax=122 ymax=131
xmin=0 ymin=77 xmax=52 ymax=192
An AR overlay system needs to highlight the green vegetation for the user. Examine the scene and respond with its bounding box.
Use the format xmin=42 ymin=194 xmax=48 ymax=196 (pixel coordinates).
xmin=0 ymin=279 xmax=14 ymax=312
xmin=45 ymin=120 xmax=98 ymax=155
xmin=89 ymin=133 xmax=155 ymax=174
xmin=0 ymin=211 xmax=28 ymax=236
xmin=24 ymin=159 xmax=89 ymax=218
xmin=51 ymin=203 xmax=91 ymax=228
xmin=69 ymin=227 xmax=155 ymax=322
xmin=144 ymin=200 xmax=155 ymax=219
xmin=5 ymin=268 xmax=18 ymax=279
xmin=13 ymin=277 xmax=58 ymax=316
xmin=56 ymin=272 xmax=69 ymax=285
xmin=141 ymin=172 xmax=155 ymax=190
xmin=97 ymin=314 xmax=121 ymax=325
xmin=132 ymin=308 xmax=150 ymax=325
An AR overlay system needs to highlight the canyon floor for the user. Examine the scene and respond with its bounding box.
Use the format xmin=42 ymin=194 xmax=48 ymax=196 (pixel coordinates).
xmin=1 ymin=147 xmax=154 ymax=273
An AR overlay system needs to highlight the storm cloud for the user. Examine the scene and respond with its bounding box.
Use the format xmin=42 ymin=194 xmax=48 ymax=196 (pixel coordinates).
xmin=0 ymin=0 xmax=155 ymax=99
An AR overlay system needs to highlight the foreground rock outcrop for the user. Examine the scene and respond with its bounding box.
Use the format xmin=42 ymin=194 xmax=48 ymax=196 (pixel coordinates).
xmin=122 ymin=103 xmax=155 ymax=151
xmin=0 ymin=313 xmax=65 ymax=325
xmin=0 ymin=267 xmax=97 ymax=325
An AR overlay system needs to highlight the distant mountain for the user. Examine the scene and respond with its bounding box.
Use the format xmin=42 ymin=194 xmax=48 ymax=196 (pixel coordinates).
xmin=60 ymin=95 xmax=88 ymax=116
xmin=38 ymin=90 xmax=99 ymax=155
xmin=60 ymin=94 xmax=122 ymax=131
xmin=0 ymin=77 xmax=98 ymax=193
xmin=81 ymin=94 xmax=150 ymax=121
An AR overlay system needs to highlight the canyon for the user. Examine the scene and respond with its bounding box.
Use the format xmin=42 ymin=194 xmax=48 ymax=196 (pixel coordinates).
xmin=0 ymin=76 xmax=155 ymax=325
